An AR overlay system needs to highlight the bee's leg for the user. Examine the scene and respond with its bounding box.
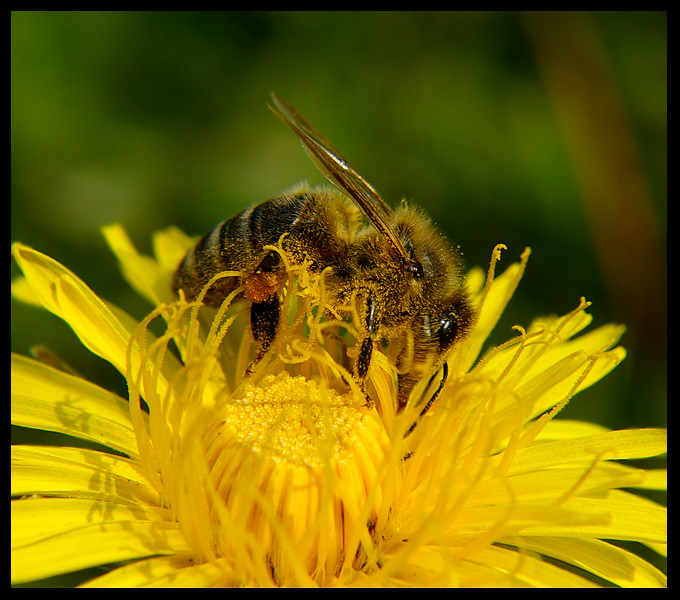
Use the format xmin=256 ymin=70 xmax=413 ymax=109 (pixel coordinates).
xmin=404 ymin=362 xmax=448 ymax=438
xmin=356 ymin=337 xmax=374 ymax=383
xmin=354 ymin=292 xmax=379 ymax=406
xmin=355 ymin=337 xmax=375 ymax=407
xmin=244 ymin=251 xmax=283 ymax=377
xmin=245 ymin=295 xmax=280 ymax=377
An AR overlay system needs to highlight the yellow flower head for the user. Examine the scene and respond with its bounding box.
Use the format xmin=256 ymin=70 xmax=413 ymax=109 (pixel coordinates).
xmin=11 ymin=227 xmax=666 ymax=587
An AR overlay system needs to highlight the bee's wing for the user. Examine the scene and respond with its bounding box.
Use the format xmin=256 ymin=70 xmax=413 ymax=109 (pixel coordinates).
xmin=270 ymin=93 xmax=410 ymax=264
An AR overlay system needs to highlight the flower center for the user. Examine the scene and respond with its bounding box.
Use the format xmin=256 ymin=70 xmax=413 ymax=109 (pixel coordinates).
xmin=193 ymin=372 xmax=391 ymax=584
xmin=209 ymin=374 xmax=372 ymax=468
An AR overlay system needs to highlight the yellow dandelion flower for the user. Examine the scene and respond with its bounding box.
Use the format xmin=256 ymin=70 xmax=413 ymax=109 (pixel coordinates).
xmin=11 ymin=227 xmax=666 ymax=587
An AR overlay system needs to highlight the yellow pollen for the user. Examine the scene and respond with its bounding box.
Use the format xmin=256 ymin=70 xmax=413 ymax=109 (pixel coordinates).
xmin=190 ymin=372 xmax=391 ymax=585
xmin=213 ymin=373 xmax=370 ymax=468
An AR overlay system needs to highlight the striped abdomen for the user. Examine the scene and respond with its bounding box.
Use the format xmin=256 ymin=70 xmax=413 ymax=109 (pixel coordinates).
xmin=172 ymin=187 xmax=349 ymax=307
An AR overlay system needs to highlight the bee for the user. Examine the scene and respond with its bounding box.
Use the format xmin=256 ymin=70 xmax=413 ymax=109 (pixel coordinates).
xmin=173 ymin=94 xmax=475 ymax=408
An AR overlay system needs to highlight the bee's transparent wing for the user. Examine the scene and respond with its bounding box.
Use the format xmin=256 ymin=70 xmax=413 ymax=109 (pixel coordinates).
xmin=270 ymin=93 xmax=410 ymax=264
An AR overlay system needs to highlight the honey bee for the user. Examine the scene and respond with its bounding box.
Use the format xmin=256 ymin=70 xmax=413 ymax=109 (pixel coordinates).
xmin=173 ymin=94 xmax=475 ymax=408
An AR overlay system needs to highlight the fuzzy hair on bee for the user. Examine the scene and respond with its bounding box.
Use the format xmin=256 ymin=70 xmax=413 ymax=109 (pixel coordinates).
xmin=173 ymin=94 xmax=476 ymax=409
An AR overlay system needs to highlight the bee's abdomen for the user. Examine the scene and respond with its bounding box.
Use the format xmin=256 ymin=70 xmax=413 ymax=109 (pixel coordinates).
xmin=172 ymin=191 xmax=315 ymax=306
xmin=172 ymin=215 xmax=239 ymax=305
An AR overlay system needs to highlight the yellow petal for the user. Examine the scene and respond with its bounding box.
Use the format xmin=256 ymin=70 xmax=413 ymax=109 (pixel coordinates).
xmin=509 ymin=429 xmax=667 ymax=474
xmin=467 ymin=544 xmax=601 ymax=587
xmin=534 ymin=419 xmax=610 ymax=441
xmin=11 ymin=243 xmax=180 ymax=393
xmin=11 ymin=519 xmax=188 ymax=585
xmin=508 ymin=537 xmax=667 ymax=587
xmin=11 ymin=445 xmax=160 ymax=507
xmin=11 ymin=275 xmax=41 ymax=307
xmin=12 ymin=243 xmax=136 ymax=371
xmin=80 ymin=555 xmax=237 ymax=587
xmin=102 ymin=223 xmax=174 ymax=306
xmin=629 ymin=468 xmax=667 ymax=491
xmin=525 ymin=491 xmax=666 ymax=545
xmin=11 ymin=353 xmax=138 ymax=457
xmin=152 ymin=225 xmax=194 ymax=275
xmin=11 ymin=496 xmax=173 ymax=549
xmin=463 ymin=256 xmax=527 ymax=372
xmin=502 ymin=464 xmax=646 ymax=501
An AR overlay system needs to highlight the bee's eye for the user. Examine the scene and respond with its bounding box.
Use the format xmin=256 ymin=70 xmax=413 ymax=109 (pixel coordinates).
xmin=437 ymin=311 xmax=458 ymax=352
xmin=405 ymin=260 xmax=423 ymax=278
xmin=437 ymin=294 xmax=475 ymax=354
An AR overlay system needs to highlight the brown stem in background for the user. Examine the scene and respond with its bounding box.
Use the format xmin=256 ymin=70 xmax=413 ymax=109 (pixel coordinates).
xmin=521 ymin=11 xmax=666 ymax=367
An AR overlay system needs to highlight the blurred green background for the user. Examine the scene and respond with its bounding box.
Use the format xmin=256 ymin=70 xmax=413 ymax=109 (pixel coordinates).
xmin=10 ymin=10 xmax=667 ymax=584
xmin=12 ymin=11 xmax=666 ymax=429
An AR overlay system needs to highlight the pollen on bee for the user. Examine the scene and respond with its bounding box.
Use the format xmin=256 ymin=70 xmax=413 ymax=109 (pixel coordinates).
xmin=244 ymin=271 xmax=280 ymax=303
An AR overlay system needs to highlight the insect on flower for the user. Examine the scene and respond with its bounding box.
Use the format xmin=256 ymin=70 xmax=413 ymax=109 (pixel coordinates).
xmin=173 ymin=94 xmax=476 ymax=408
